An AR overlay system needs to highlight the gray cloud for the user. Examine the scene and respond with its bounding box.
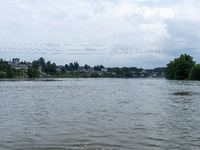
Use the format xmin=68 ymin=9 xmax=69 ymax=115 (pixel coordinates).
xmin=0 ymin=0 xmax=200 ymax=68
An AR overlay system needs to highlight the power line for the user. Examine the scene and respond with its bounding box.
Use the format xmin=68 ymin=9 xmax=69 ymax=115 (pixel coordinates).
xmin=0 ymin=40 xmax=200 ymax=46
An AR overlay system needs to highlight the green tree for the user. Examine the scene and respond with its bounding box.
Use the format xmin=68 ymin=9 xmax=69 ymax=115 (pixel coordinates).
xmin=27 ymin=68 xmax=33 ymax=77
xmin=60 ymin=67 xmax=66 ymax=74
xmin=38 ymin=57 xmax=45 ymax=66
xmin=44 ymin=61 xmax=57 ymax=75
xmin=3 ymin=61 xmax=9 ymax=65
xmin=116 ymin=68 xmax=121 ymax=75
xmin=165 ymin=54 xmax=195 ymax=80
xmin=33 ymin=68 xmax=40 ymax=77
xmin=90 ymin=72 xmax=99 ymax=77
xmin=6 ymin=65 xmax=15 ymax=78
xmin=94 ymin=65 xmax=104 ymax=71
xmin=0 ymin=72 xmax=6 ymax=78
xmin=47 ymin=60 xmax=51 ymax=65
xmin=125 ymin=68 xmax=131 ymax=77
xmin=0 ymin=59 xmax=6 ymax=71
xmin=0 ymin=59 xmax=15 ymax=78
xmin=188 ymin=64 xmax=200 ymax=80
xmin=27 ymin=68 xmax=39 ymax=78
xmin=165 ymin=61 xmax=174 ymax=79
xmin=50 ymin=63 xmax=57 ymax=73
xmin=32 ymin=61 xmax=39 ymax=69
xmin=13 ymin=68 xmax=21 ymax=76
xmin=45 ymin=65 xmax=50 ymax=73
xmin=73 ymin=62 xmax=79 ymax=70
xmin=65 ymin=64 xmax=69 ymax=70
xmin=69 ymin=62 xmax=73 ymax=70
xmin=65 ymin=62 xmax=79 ymax=71
xmin=84 ymin=64 xmax=90 ymax=70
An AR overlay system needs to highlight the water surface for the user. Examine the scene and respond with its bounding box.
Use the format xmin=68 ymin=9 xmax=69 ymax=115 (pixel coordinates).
xmin=0 ymin=78 xmax=200 ymax=149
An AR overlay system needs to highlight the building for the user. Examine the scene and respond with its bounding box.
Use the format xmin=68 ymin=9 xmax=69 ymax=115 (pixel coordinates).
xmin=140 ymin=74 xmax=145 ymax=77
xmin=88 ymin=68 xmax=95 ymax=73
xmin=14 ymin=64 xmax=28 ymax=70
xmin=39 ymin=66 xmax=42 ymax=73
xmin=101 ymin=68 xmax=108 ymax=72
xmin=56 ymin=68 xmax=61 ymax=73
xmin=12 ymin=58 xmax=20 ymax=66
xmin=140 ymin=69 xmax=148 ymax=74
xmin=78 ymin=66 xmax=87 ymax=72
xmin=26 ymin=62 xmax=32 ymax=67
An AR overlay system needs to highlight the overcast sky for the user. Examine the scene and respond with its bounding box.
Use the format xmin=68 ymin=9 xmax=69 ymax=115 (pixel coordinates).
xmin=0 ymin=0 xmax=200 ymax=68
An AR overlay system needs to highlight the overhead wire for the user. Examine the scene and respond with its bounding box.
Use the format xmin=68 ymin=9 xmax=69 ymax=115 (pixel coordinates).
xmin=0 ymin=31 xmax=200 ymax=62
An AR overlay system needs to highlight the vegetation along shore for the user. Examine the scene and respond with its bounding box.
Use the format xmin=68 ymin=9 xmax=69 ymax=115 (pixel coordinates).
xmin=0 ymin=57 xmax=165 ymax=78
xmin=165 ymin=54 xmax=200 ymax=80
xmin=2 ymin=54 xmax=200 ymax=80
xmin=2 ymin=53 xmax=199 ymax=80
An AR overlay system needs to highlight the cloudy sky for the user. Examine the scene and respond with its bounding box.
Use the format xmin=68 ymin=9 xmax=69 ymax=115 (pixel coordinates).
xmin=0 ymin=0 xmax=200 ymax=68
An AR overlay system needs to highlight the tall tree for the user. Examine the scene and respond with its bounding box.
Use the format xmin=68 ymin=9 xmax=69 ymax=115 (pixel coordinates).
xmin=94 ymin=65 xmax=104 ymax=71
xmin=73 ymin=62 xmax=79 ymax=70
xmin=84 ymin=64 xmax=90 ymax=70
xmin=32 ymin=61 xmax=39 ymax=69
xmin=0 ymin=59 xmax=6 ymax=71
xmin=38 ymin=57 xmax=45 ymax=66
xmin=165 ymin=54 xmax=195 ymax=80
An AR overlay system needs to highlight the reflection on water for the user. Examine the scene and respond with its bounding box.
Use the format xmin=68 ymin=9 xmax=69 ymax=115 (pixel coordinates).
xmin=173 ymin=92 xmax=192 ymax=96
xmin=0 ymin=78 xmax=200 ymax=149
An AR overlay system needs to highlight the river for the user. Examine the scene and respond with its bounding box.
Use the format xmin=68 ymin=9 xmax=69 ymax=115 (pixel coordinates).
xmin=0 ymin=78 xmax=200 ymax=150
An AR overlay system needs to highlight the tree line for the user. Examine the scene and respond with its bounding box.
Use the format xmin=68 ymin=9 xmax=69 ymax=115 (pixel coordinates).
xmin=2 ymin=54 xmax=199 ymax=79
xmin=1 ymin=56 xmax=165 ymax=78
xmin=165 ymin=54 xmax=200 ymax=80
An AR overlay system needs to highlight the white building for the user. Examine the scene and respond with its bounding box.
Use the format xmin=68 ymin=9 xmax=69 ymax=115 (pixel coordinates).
xmin=140 ymin=69 xmax=148 ymax=74
xmin=101 ymin=68 xmax=108 ymax=72
xmin=14 ymin=64 xmax=28 ymax=70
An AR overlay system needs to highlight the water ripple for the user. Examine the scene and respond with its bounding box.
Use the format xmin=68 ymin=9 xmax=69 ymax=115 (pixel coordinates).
xmin=1 ymin=78 xmax=200 ymax=149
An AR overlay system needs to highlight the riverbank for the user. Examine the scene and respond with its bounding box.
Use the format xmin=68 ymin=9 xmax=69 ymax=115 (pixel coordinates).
xmin=38 ymin=74 xmax=165 ymax=78
xmin=1 ymin=74 xmax=165 ymax=79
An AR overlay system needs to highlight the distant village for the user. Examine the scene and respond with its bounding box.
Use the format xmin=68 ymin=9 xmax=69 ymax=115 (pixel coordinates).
xmin=4 ymin=57 xmax=165 ymax=78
